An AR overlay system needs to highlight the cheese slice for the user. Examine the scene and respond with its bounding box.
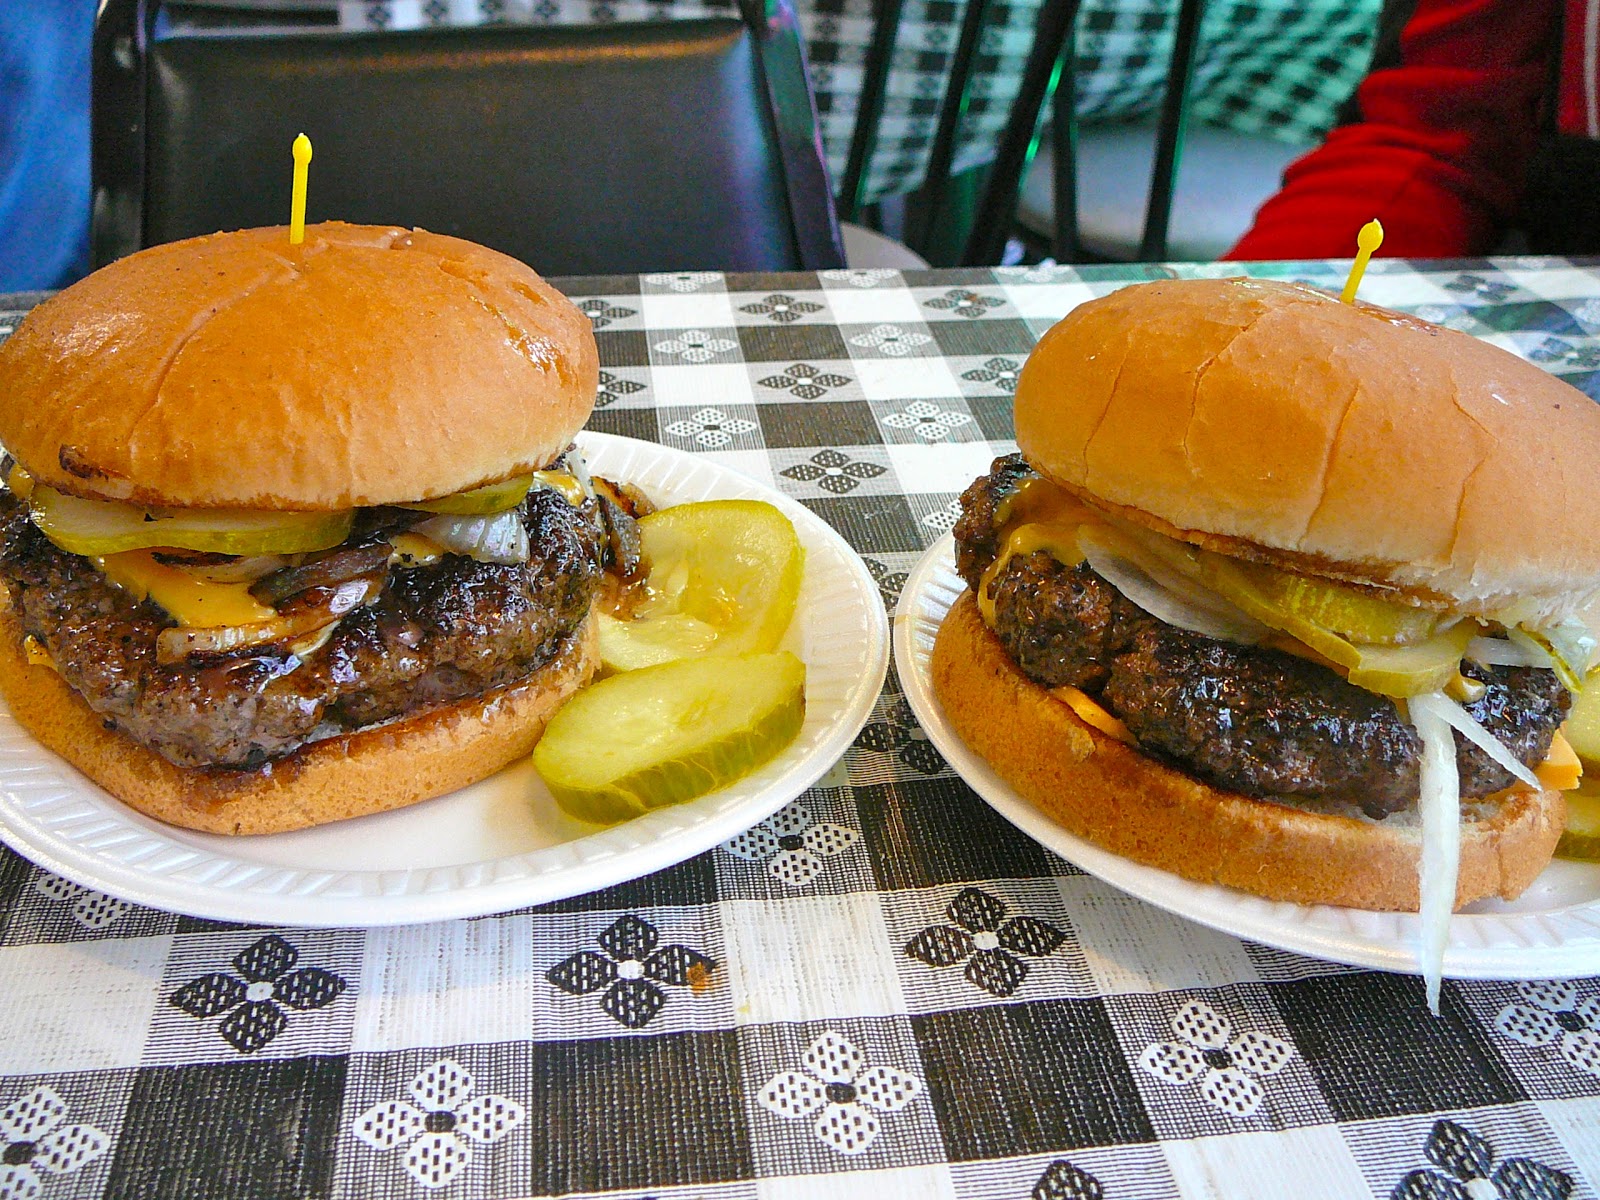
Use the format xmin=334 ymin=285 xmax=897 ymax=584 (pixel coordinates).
xmin=1536 ymin=730 xmax=1582 ymax=791
xmin=388 ymin=532 xmax=444 ymax=568
xmin=1050 ymin=685 xmax=1135 ymax=745
xmin=95 ymin=549 xmax=276 ymax=627
xmin=6 ymin=463 xmax=34 ymax=501
xmin=978 ymin=522 xmax=1086 ymax=627
xmin=530 ymin=469 xmax=586 ymax=506
xmin=22 ymin=635 xmax=56 ymax=671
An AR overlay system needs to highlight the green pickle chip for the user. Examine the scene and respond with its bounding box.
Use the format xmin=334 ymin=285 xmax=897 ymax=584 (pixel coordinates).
xmin=1558 ymin=674 xmax=1600 ymax=861
xmin=1194 ymin=553 xmax=1467 ymax=697
xmin=30 ymin=485 xmax=353 ymax=557
xmin=398 ymin=473 xmax=537 ymax=515
xmin=600 ymin=499 xmax=804 ymax=671
xmin=534 ymin=651 xmax=807 ymax=825
xmin=1562 ymin=671 xmax=1600 ymax=763
xmin=1557 ymin=780 xmax=1600 ymax=862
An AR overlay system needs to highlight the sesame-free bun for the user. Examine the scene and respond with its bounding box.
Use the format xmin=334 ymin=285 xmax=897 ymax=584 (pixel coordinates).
xmin=1015 ymin=277 xmax=1600 ymax=622
xmin=0 ymin=222 xmax=598 ymax=510
xmin=931 ymin=593 xmax=1565 ymax=911
xmin=0 ymin=600 xmax=598 ymax=836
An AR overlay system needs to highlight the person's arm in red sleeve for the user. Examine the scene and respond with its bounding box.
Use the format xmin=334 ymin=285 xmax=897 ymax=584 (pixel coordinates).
xmin=1224 ymin=0 xmax=1561 ymax=260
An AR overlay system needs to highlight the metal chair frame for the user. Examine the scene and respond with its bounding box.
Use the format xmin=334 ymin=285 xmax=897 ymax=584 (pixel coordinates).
xmin=837 ymin=0 xmax=1207 ymax=265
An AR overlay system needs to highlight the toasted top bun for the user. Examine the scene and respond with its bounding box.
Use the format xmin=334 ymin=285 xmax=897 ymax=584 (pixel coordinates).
xmin=0 ymin=222 xmax=598 ymax=511
xmin=1015 ymin=277 xmax=1600 ymax=621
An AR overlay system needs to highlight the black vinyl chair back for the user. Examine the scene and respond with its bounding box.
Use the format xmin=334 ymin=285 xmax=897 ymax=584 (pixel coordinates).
xmin=838 ymin=0 xmax=1205 ymax=265
xmin=92 ymin=0 xmax=845 ymax=274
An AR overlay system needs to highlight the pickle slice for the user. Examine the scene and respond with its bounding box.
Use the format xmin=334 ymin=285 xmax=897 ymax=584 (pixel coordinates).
xmin=600 ymin=500 xmax=804 ymax=671
xmin=1557 ymin=780 xmax=1600 ymax=861
xmin=29 ymin=485 xmax=353 ymax=557
xmin=1258 ymin=571 xmax=1440 ymax=645
xmin=1198 ymin=553 xmax=1438 ymax=647
xmin=398 ymin=473 xmax=536 ymax=515
xmin=1512 ymin=623 xmax=1593 ymax=692
xmin=1195 ymin=553 xmax=1468 ymax=696
xmin=1343 ymin=626 xmax=1476 ymax=697
xmin=1565 ymin=672 xmax=1600 ymax=764
xmin=535 ymin=651 xmax=807 ymax=825
xmin=596 ymin=611 xmax=720 ymax=671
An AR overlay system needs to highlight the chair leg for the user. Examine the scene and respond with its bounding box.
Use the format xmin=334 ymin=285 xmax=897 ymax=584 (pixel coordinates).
xmin=1139 ymin=0 xmax=1206 ymax=261
xmin=1050 ymin=20 xmax=1083 ymax=262
xmin=959 ymin=0 xmax=1081 ymax=266
xmin=908 ymin=0 xmax=992 ymax=259
xmin=837 ymin=0 xmax=906 ymax=224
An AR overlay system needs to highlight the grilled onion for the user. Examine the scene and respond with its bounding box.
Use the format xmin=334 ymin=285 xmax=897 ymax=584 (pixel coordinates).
xmin=249 ymin=542 xmax=392 ymax=606
xmin=1077 ymin=526 xmax=1268 ymax=645
xmin=150 ymin=550 xmax=288 ymax=584
xmin=155 ymin=576 xmax=379 ymax=664
xmin=412 ymin=511 xmax=528 ymax=564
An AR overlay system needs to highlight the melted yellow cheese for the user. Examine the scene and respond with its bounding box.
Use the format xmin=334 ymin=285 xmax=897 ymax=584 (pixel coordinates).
xmin=6 ymin=463 xmax=33 ymax=501
xmin=389 ymin=532 xmax=444 ymax=568
xmin=530 ymin=469 xmax=586 ymax=506
xmin=975 ymin=479 xmax=1101 ymax=627
xmin=995 ymin=476 xmax=1098 ymax=530
xmin=1050 ymin=685 xmax=1135 ymax=744
xmin=978 ymin=523 xmax=1088 ymax=627
xmin=22 ymin=635 xmax=55 ymax=671
xmin=95 ymin=549 xmax=277 ymax=627
xmin=1538 ymin=730 xmax=1583 ymax=791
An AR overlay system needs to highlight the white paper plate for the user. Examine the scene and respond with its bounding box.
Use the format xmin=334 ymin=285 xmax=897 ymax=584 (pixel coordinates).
xmin=0 ymin=433 xmax=889 ymax=926
xmin=896 ymin=535 xmax=1600 ymax=979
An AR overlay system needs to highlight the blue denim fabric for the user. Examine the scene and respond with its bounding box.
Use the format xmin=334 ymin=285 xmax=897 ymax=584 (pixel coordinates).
xmin=0 ymin=0 xmax=92 ymax=290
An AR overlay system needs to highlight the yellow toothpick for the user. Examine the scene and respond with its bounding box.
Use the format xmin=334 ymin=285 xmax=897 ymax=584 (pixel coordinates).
xmin=1340 ymin=218 xmax=1384 ymax=304
xmin=289 ymin=133 xmax=313 ymax=245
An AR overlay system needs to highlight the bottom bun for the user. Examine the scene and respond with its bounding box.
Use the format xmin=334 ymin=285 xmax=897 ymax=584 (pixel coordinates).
xmin=0 ymin=603 xmax=598 ymax=835
xmin=930 ymin=592 xmax=1565 ymax=911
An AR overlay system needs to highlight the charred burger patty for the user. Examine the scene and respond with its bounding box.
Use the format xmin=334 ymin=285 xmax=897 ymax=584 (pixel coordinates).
xmin=955 ymin=454 xmax=1570 ymax=819
xmin=0 ymin=465 xmax=637 ymax=771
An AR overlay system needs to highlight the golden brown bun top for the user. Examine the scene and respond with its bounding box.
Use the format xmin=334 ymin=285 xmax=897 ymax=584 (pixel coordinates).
xmin=1015 ymin=276 xmax=1600 ymax=617
xmin=0 ymin=222 xmax=598 ymax=510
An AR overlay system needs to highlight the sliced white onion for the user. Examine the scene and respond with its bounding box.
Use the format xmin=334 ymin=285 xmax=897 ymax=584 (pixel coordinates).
xmin=1078 ymin=528 xmax=1268 ymax=645
xmin=158 ymin=552 xmax=289 ymax=584
xmin=1538 ymin=617 xmax=1598 ymax=679
xmin=1409 ymin=694 xmax=1461 ymax=1016
xmin=1410 ymin=690 xmax=1541 ymax=790
xmin=153 ymin=577 xmax=377 ymax=664
xmin=1093 ymin=526 xmax=1266 ymax=625
xmin=1510 ymin=624 xmax=1591 ymax=690
xmin=413 ymin=511 xmax=529 ymax=564
xmin=562 ymin=445 xmax=597 ymax=501
xmin=1466 ymin=636 xmax=1551 ymax=669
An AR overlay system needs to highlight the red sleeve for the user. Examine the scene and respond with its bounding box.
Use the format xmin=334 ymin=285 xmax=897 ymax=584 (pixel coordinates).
xmin=1223 ymin=0 xmax=1560 ymax=260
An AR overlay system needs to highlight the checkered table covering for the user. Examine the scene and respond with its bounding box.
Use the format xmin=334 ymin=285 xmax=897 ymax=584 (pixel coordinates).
xmin=336 ymin=0 xmax=1381 ymax=205
xmin=0 ymin=258 xmax=1598 ymax=1198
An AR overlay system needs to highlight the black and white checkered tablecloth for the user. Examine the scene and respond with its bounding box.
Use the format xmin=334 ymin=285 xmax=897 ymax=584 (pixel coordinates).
xmin=0 ymin=259 xmax=1597 ymax=1199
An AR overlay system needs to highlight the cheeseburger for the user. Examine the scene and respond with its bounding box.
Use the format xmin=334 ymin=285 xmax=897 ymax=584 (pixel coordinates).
xmin=0 ymin=222 xmax=641 ymax=835
xmin=934 ymin=277 xmax=1598 ymax=918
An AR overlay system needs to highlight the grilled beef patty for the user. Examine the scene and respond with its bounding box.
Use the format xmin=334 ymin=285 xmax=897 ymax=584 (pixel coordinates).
xmin=0 ymin=475 xmax=619 ymax=770
xmin=953 ymin=455 xmax=1570 ymax=817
